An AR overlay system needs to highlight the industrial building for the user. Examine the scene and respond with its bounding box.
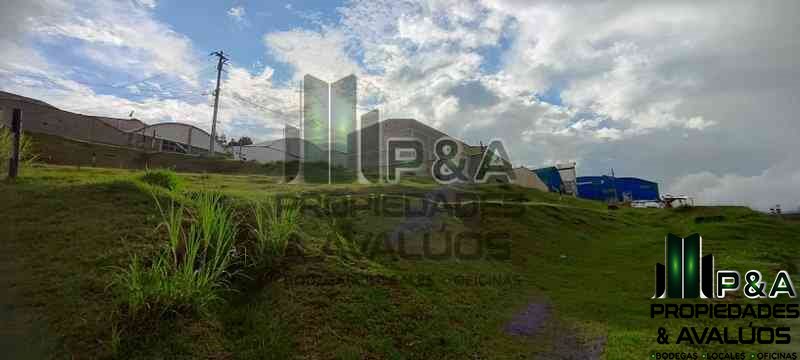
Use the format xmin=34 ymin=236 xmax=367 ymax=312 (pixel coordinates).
xmin=576 ymin=176 xmax=660 ymax=202
xmin=232 ymin=138 xmax=301 ymax=163
xmin=232 ymin=124 xmax=302 ymax=163
xmin=0 ymin=91 xmax=227 ymax=156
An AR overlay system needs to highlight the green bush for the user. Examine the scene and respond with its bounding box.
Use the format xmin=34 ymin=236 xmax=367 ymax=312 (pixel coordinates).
xmin=139 ymin=169 xmax=182 ymax=191
xmin=0 ymin=127 xmax=36 ymax=176
xmin=251 ymin=197 xmax=301 ymax=267
xmin=112 ymin=192 xmax=239 ymax=317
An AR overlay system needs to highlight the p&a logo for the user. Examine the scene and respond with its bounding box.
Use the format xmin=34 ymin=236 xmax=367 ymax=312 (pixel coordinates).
xmin=652 ymin=234 xmax=797 ymax=299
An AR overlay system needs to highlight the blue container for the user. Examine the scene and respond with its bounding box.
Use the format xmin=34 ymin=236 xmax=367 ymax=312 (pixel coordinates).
xmin=615 ymin=177 xmax=660 ymax=201
xmin=576 ymin=176 xmax=659 ymax=202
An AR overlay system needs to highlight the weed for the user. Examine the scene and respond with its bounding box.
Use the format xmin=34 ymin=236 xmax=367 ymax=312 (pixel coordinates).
xmin=190 ymin=191 xmax=240 ymax=286
xmin=0 ymin=127 xmax=36 ymax=176
xmin=323 ymin=231 xmax=363 ymax=261
xmin=153 ymin=196 xmax=184 ymax=266
xmin=251 ymin=197 xmax=301 ymax=266
xmin=139 ymin=169 xmax=182 ymax=191
xmin=110 ymin=321 xmax=122 ymax=356
xmin=112 ymin=192 xmax=240 ymax=318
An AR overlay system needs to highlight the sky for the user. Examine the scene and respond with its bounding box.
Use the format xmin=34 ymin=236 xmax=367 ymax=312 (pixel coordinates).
xmin=1 ymin=0 xmax=799 ymax=211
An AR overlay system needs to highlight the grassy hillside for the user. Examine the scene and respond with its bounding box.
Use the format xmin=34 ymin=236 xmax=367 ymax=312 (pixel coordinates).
xmin=1 ymin=165 xmax=799 ymax=359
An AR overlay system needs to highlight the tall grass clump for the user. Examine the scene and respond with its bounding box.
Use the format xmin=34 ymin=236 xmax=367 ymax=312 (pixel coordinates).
xmin=251 ymin=197 xmax=301 ymax=266
xmin=139 ymin=169 xmax=182 ymax=191
xmin=192 ymin=192 xmax=239 ymax=282
xmin=112 ymin=192 xmax=239 ymax=318
xmin=0 ymin=127 xmax=36 ymax=175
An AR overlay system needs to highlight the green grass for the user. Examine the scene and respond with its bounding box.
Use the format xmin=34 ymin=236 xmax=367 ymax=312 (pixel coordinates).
xmin=250 ymin=196 xmax=302 ymax=267
xmin=1 ymin=165 xmax=799 ymax=359
xmin=138 ymin=169 xmax=182 ymax=191
xmin=111 ymin=191 xmax=241 ymax=320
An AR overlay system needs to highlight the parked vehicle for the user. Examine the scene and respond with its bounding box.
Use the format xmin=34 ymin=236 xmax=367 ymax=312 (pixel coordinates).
xmin=631 ymin=200 xmax=663 ymax=208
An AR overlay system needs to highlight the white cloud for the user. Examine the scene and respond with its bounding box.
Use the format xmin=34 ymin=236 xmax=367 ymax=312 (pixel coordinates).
xmin=0 ymin=0 xmax=68 ymax=74
xmin=264 ymin=28 xmax=360 ymax=82
xmin=685 ymin=116 xmax=714 ymax=130
xmin=485 ymin=2 xmax=716 ymax=135
xmin=221 ymin=65 xmax=300 ymax=129
xmin=433 ymin=96 xmax=459 ymax=121
xmin=227 ymin=6 xmax=246 ymax=23
xmin=0 ymin=0 xmax=285 ymax=142
xmin=135 ymin=0 xmax=157 ymax=9
xmin=33 ymin=0 xmax=200 ymax=84
xmin=668 ymin=158 xmax=800 ymax=211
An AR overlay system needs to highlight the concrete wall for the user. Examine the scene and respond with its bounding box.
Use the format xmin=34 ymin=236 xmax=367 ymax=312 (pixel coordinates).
xmin=27 ymin=131 xmax=267 ymax=174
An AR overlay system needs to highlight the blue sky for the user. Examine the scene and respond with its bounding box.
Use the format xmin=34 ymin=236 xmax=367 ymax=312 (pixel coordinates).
xmin=151 ymin=1 xmax=341 ymax=82
xmin=1 ymin=0 xmax=800 ymax=210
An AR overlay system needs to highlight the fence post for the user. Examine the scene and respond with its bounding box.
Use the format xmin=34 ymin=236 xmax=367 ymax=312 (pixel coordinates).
xmin=8 ymin=108 xmax=21 ymax=179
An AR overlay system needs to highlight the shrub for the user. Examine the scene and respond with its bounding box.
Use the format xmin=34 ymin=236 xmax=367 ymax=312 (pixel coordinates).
xmin=0 ymin=127 xmax=36 ymax=176
xmin=139 ymin=169 xmax=182 ymax=191
xmin=251 ymin=197 xmax=301 ymax=266
xmin=112 ymin=192 xmax=239 ymax=317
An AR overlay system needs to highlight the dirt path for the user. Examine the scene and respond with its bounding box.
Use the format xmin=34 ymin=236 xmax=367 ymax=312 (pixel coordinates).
xmin=504 ymin=300 xmax=607 ymax=359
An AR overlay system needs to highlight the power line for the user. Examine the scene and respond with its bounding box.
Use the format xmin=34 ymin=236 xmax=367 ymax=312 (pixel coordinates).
xmin=3 ymin=62 xmax=216 ymax=93
xmin=1 ymin=66 xmax=214 ymax=107
xmin=224 ymin=92 xmax=298 ymax=125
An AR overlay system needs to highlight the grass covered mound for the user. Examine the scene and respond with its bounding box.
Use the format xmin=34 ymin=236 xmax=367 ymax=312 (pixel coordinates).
xmin=138 ymin=169 xmax=182 ymax=191
xmin=1 ymin=165 xmax=799 ymax=359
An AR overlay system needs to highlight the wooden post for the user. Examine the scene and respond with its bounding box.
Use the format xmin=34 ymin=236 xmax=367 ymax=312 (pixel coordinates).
xmin=8 ymin=108 xmax=21 ymax=179
xmin=186 ymin=127 xmax=193 ymax=155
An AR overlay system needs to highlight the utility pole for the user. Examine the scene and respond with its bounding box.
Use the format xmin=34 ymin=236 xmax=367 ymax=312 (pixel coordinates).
xmin=209 ymin=50 xmax=229 ymax=156
xmin=610 ymin=167 xmax=618 ymax=204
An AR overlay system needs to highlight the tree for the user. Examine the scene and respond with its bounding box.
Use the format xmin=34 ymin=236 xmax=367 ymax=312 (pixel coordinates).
xmin=228 ymin=137 xmax=253 ymax=147
xmin=238 ymin=137 xmax=253 ymax=146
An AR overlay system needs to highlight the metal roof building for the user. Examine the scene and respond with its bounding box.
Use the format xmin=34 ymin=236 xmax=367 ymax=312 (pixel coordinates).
xmin=0 ymin=91 xmax=226 ymax=156
xmin=576 ymin=176 xmax=660 ymax=202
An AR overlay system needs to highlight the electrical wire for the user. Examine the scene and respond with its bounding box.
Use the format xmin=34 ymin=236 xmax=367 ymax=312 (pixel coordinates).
xmin=223 ymin=92 xmax=299 ymax=125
